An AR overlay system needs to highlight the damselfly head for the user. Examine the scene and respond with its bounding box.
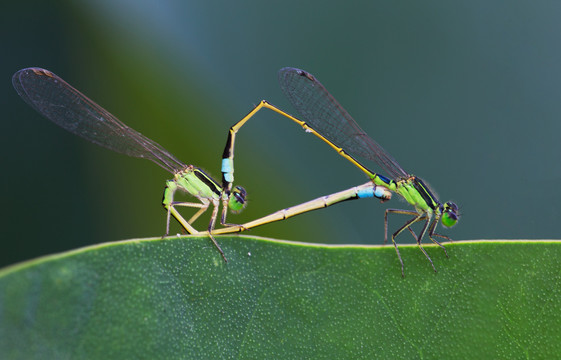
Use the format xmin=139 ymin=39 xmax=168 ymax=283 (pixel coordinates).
xmin=441 ymin=202 xmax=459 ymax=228
xmin=228 ymin=186 xmax=247 ymax=213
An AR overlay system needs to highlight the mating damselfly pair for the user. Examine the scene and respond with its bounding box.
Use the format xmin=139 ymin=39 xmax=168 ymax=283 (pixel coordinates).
xmin=12 ymin=67 xmax=459 ymax=276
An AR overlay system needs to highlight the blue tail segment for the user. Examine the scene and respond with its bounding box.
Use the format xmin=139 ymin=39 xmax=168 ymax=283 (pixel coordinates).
xmin=357 ymin=185 xmax=390 ymax=200
xmin=221 ymin=158 xmax=234 ymax=183
xmin=357 ymin=187 xmax=376 ymax=198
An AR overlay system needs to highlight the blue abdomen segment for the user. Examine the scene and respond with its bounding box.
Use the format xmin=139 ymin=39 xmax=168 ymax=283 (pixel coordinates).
xmin=374 ymin=186 xmax=389 ymax=199
xmin=221 ymin=158 xmax=234 ymax=183
xmin=357 ymin=185 xmax=390 ymax=200
xmin=357 ymin=187 xmax=375 ymax=198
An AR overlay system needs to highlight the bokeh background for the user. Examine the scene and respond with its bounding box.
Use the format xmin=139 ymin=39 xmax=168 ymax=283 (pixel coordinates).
xmin=2 ymin=1 xmax=561 ymax=268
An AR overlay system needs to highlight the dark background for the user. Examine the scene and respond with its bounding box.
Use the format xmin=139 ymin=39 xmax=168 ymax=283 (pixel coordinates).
xmin=2 ymin=1 xmax=561 ymax=267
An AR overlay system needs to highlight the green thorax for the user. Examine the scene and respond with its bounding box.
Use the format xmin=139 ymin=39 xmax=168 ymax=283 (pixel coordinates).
xmin=168 ymin=166 xmax=223 ymax=202
xmin=178 ymin=166 xmax=222 ymax=199
xmin=371 ymin=174 xmax=441 ymax=213
xmin=162 ymin=166 xmax=247 ymax=212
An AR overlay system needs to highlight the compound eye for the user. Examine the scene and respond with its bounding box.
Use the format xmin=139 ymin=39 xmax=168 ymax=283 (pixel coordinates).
xmin=447 ymin=202 xmax=459 ymax=213
xmin=228 ymin=186 xmax=247 ymax=212
xmin=441 ymin=212 xmax=457 ymax=228
xmin=441 ymin=202 xmax=459 ymax=228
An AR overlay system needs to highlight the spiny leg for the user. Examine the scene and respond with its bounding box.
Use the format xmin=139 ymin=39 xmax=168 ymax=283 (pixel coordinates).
xmin=162 ymin=179 xmax=223 ymax=260
xmin=431 ymin=235 xmax=450 ymax=258
xmin=164 ymin=204 xmax=200 ymax=236
xmin=168 ymin=200 xmax=210 ymax=224
xmin=385 ymin=209 xmax=423 ymax=276
xmin=412 ymin=216 xmax=438 ymax=273
xmin=163 ymin=201 xmax=209 ymax=236
xmin=407 ymin=227 xmax=419 ymax=242
xmin=163 ymin=180 xmax=202 ymax=236
xmin=220 ymin=198 xmax=230 ymax=225
xmin=426 ymin=216 xmax=449 ymax=257
xmin=385 ymin=208 xmax=436 ymax=276
xmin=394 ymin=215 xmax=427 ymax=276
xmin=170 ymin=202 xmax=209 ymax=235
xmin=205 ymin=199 xmax=227 ymax=262
xmin=434 ymin=233 xmax=453 ymax=242
xmin=163 ymin=184 xmax=228 ymax=262
xmin=384 ymin=209 xmax=418 ymax=245
xmin=218 ymin=196 xmax=247 ymax=231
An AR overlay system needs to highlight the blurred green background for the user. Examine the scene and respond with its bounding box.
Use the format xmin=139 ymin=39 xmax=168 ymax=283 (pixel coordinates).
xmin=2 ymin=1 xmax=561 ymax=268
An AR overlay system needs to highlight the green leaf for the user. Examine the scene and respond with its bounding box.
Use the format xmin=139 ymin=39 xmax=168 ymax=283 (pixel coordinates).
xmin=1 ymin=237 xmax=560 ymax=359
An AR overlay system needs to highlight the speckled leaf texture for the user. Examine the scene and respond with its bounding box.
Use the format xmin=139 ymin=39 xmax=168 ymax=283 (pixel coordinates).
xmin=1 ymin=237 xmax=559 ymax=359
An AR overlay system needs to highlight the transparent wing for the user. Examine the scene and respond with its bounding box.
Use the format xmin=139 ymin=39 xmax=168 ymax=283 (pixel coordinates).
xmin=12 ymin=68 xmax=186 ymax=173
xmin=278 ymin=67 xmax=408 ymax=179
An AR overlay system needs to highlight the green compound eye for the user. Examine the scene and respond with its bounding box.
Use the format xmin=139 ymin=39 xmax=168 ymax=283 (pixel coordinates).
xmin=441 ymin=202 xmax=459 ymax=228
xmin=228 ymin=186 xmax=247 ymax=213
